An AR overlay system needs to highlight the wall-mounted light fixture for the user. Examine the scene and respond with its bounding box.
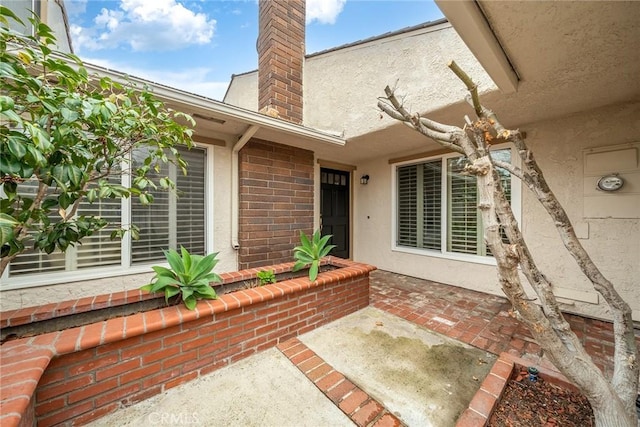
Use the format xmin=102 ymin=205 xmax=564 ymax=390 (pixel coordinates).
xmin=360 ymin=174 xmax=370 ymax=185
xmin=596 ymin=174 xmax=624 ymax=192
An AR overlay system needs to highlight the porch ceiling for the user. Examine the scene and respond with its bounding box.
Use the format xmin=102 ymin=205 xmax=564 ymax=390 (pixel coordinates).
xmin=326 ymin=0 xmax=640 ymax=166
xmin=474 ymin=0 xmax=640 ymax=124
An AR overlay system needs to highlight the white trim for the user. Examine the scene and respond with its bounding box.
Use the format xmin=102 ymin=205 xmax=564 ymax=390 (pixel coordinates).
xmin=0 ymin=263 xmax=156 ymax=291
xmin=392 ymin=246 xmax=499 ymax=267
xmin=435 ymin=0 xmax=518 ymax=94
xmin=390 ymin=144 xmax=522 ymax=263
xmin=205 ymin=142 xmax=215 ymax=255
xmin=121 ymin=158 xmax=132 ymax=268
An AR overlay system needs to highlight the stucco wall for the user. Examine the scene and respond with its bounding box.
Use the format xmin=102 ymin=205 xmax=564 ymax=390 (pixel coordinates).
xmin=224 ymin=24 xmax=495 ymax=139
xmin=44 ymin=0 xmax=72 ymax=53
xmin=224 ymin=72 xmax=258 ymax=111
xmin=354 ymin=101 xmax=640 ymax=322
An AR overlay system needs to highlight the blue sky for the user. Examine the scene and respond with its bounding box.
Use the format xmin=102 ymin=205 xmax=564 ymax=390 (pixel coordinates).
xmin=65 ymin=0 xmax=444 ymax=100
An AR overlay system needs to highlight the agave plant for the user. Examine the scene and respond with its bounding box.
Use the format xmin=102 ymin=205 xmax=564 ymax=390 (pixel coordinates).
xmin=292 ymin=230 xmax=336 ymax=281
xmin=141 ymin=247 xmax=221 ymax=310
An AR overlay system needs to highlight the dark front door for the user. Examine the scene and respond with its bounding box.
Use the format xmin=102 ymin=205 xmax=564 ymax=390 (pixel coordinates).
xmin=320 ymin=168 xmax=350 ymax=259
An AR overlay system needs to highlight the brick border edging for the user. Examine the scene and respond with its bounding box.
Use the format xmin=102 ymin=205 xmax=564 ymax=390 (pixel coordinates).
xmin=455 ymin=352 xmax=578 ymax=426
xmin=0 ymin=258 xmax=341 ymax=329
xmin=0 ymin=258 xmax=375 ymax=427
xmin=277 ymin=338 xmax=404 ymax=427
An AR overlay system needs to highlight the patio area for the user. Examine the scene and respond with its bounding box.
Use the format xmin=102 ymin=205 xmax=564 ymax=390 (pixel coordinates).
xmin=370 ymin=270 xmax=622 ymax=379
xmin=84 ymin=269 xmax=629 ymax=427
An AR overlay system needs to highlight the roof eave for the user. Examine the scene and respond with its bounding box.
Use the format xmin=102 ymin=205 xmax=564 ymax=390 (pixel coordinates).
xmin=435 ymin=0 xmax=519 ymax=94
xmin=81 ymin=62 xmax=346 ymax=148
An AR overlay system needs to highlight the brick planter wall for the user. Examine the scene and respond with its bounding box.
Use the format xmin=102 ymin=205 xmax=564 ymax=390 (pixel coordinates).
xmin=455 ymin=352 xmax=583 ymax=427
xmin=238 ymin=138 xmax=314 ymax=270
xmin=0 ymin=259 xmax=374 ymax=427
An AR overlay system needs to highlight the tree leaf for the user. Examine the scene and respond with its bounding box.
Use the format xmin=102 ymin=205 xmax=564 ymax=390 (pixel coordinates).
xmin=0 ymin=214 xmax=18 ymax=245
xmin=67 ymin=165 xmax=83 ymax=188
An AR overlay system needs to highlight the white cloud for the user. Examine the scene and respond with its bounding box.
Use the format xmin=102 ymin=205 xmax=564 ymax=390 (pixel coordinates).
xmin=306 ymin=0 xmax=346 ymax=24
xmin=72 ymin=0 xmax=216 ymax=52
xmin=81 ymin=57 xmax=229 ymax=101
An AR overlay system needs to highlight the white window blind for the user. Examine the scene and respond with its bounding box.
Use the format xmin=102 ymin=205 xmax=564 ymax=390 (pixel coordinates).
xmin=175 ymin=148 xmax=206 ymax=255
xmin=9 ymin=180 xmax=66 ymax=276
xmin=131 ymin=145 xmax=206 ymax=263
xmin=396 ymin=161 xmax=442 ymax=250
xmin=396 ymin=149 xmax=511 ymax=258
xmin=397 ymin=165 xmax=418 ymax=247
xmin=422 ymin=161 xmax=442 ymax=250
xmin=7 ymin=144 xmax=208 ymax=278
xmin=76 ymin=176 xmax=122 ymax=269
xmin=447 ymin=157 xmax=481 ymax=255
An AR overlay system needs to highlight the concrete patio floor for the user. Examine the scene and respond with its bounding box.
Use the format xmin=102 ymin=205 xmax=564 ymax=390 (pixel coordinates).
xmin=87 ymin=270 xmax=629 ymax=426
xmin=88 ymin=306 xmax=495 ymax=427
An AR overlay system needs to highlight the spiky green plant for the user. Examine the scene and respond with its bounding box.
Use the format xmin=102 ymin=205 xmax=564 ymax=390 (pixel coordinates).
xmin=292 ymin=230 xmax=336 ymax=281
xmin=140 ymin=247 xmax=220 ymax=310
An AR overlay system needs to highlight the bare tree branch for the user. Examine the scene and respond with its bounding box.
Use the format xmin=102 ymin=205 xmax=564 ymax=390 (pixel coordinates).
xmin=505 ymin=131 xmax=638 ymax=407
xmin=448 ymin=60 xmax=482 ymax=117
xmin=378 ymin=87 xmax=466 ymax=154
xmin=419 ymin=117 xmax=460 ymax=133
xmin=379 ymin=65 xmax=639 ymax=425
xmin=492 ymin=159 xmax=528 ymax=182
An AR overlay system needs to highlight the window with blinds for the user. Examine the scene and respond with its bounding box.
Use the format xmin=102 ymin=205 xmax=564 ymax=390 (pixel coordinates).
xmin=395 ymin=149 xmax=512 ymax=258
xmin=447 ymin=157 xmax=482 ymax=255
xmin=131 ymin=145 xmax=207 ymax=263
xmin=396 ymin=160 xmax=441 ymax=250
xmin=9 ymin=180 xmax=67 ymax=276
xmin=7 ymin=144 xmax=208 ymax=278
xmin=175 ymin=148 xmax=206 ymax=255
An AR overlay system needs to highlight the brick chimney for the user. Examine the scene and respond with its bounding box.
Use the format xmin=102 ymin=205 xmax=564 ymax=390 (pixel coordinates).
xmin=257 ymin=0 xmax=305 ymax=123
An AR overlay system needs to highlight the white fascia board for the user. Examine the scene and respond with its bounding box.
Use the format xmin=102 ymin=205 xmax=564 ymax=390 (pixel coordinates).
xmin=81 ymin=61 xmax=346 ymax=147
xmin=435 ymin=0 xmax=518 ymax=94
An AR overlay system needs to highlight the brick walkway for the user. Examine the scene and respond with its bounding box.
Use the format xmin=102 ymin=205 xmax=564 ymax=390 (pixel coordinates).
xmin=370 ymin=269 xmax=634 ymax=379
xmin=277 ymin=338 xmax=405 ymax=427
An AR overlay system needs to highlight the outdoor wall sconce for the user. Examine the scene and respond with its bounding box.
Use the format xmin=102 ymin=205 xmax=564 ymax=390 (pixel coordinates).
xmin=360 ymin=175 xmax=370 ymax=185
xmin=596 ymin=173 xmax=624 ymax=192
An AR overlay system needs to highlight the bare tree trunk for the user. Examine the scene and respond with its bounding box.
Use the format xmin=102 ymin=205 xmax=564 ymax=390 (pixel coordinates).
xmin=377 ymin=63 xmax=639 ymax=426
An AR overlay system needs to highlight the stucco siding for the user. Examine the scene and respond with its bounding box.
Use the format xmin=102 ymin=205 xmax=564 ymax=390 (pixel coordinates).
xmin=304 ymin=23 xmax=494 ymax=139
xmin=224 ymin=24 xmax=495 ymax=140
xmin=224 ymin=72 xmax=259 ymax=111
xmin=354 ymin=101 xmax=640 ymax=322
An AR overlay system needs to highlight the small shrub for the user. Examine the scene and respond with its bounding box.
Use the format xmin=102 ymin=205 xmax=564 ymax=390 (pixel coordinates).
xmin=141 ymin=247 xmax=221 ymax=310
xmin=292 ymin=229 xmax=336 ymax=281
xmin=257 ymin=269 xmax=276 ymax=286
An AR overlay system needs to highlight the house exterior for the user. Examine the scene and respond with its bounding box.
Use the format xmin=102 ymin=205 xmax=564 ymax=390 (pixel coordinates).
xmin=1 ymin=0 xmax=639 ymax=324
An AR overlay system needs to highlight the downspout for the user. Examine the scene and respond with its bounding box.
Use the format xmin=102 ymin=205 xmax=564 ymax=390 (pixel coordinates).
xmin=231 ymin=125 xmax=260 ymax=250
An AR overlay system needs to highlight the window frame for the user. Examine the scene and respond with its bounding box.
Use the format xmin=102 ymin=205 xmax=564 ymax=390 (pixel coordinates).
xmin=0 ymin=142 xmax=215 ymax=290
xmin=391 ymin=144 xmax=521 ymax=266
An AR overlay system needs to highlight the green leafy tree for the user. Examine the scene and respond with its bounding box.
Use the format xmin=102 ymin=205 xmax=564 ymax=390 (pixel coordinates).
xmin=0 ymin=7 xmax=195 ymax=275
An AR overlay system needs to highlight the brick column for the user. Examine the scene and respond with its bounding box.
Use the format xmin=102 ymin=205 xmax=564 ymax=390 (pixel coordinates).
xmin=238 ymin=139 xmax=314 ymax=269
